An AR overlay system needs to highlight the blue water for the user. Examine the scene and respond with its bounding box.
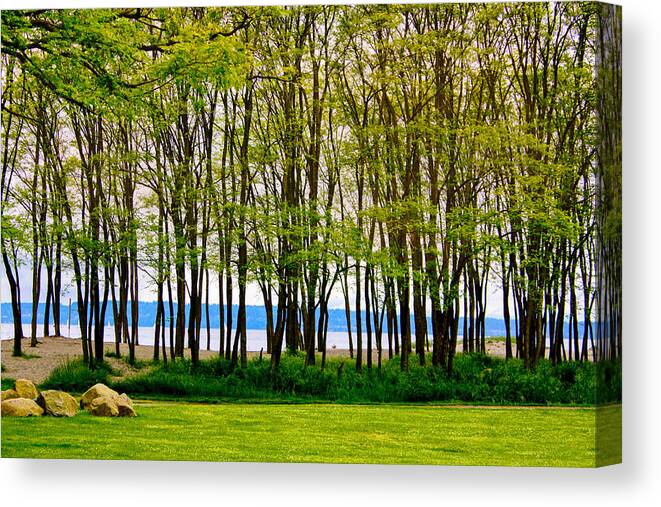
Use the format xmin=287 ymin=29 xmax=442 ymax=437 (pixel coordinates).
xmin=1 ymin=302 xmax=582 ymax=337
xmin=1 ymin=323 xmax=362 ymax=352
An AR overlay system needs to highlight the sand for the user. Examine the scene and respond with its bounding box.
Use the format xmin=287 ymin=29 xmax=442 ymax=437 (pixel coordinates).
xmin=1 ymin=336 xmax=222 ymax=384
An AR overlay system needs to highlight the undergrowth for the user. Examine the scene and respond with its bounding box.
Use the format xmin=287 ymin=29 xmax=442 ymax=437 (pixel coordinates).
xmin=39 ymin=352 xmax=622 ymax=405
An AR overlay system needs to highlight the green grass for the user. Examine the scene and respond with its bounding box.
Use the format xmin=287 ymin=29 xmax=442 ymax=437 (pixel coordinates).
xmin=485 ymin=336 xmax=508 ymax=343
xmin=596 ymin=405 xmax=623 ymax=466
xmin=1 ymin=376 xmax=16 ymax=390
xmin=121 ymin=357 xmax=152 ymax=370
xmin=0 ymin=402 xmax=621 ymax=466
xmin=18 ymin=352 xmax=41 ymax=360
xmin=104 ymin=350 xmax=152 ymax=370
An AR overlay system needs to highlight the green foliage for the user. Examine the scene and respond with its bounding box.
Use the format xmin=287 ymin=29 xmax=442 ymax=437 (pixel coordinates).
xmin=1 ymin=376 xmax=15 ymax=390
xmin=105 ymin=354 xmax=619 ymax=405
xmin=595 ymin=360 xmax=622 ymax=404
xmin=1 ymin=5 xmax=619 ymax=407
xmin=121 ymin=356 xmax=152 ymax=370
xmin=40 ymin=358 xmax=115 ymax=392
xmin=18 ymin=352 xmax=41 ymax=360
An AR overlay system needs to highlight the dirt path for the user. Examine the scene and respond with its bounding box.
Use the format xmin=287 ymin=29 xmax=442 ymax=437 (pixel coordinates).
xmin=1 ymin=336 xmax=219 ymax=384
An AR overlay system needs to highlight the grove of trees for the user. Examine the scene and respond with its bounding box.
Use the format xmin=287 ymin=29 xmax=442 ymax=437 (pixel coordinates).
xmin=1 ymin=3 xmax=621 ymax=374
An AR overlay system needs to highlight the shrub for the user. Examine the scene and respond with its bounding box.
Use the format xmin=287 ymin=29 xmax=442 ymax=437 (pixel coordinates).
xmin=1 ymin=376 xmax=15 ymax=390
xmin=41 ymin=358 xmax=114 ymax=392
xmin=38 ymin=352 xmax=621 ymax=405
xmin=595 ymin=360 xmax=621 ymax=404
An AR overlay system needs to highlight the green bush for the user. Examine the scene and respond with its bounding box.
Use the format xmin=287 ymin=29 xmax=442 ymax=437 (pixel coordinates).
xmin=41 ymin=358 xmax=114 ymax=392
xmin=39 ymin=352 xmax=621 ymax=405
xmin=2 ymin=376 xmax=15 ymax=390
xmin=596 ymin=360 xmax=621 ymax=404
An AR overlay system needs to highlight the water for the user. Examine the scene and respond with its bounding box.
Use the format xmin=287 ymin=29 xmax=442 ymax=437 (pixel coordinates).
xmin=0 ymin=323 xmax=357 ymax=352
xmin=1 ymin=322 xmax=581 ymax=353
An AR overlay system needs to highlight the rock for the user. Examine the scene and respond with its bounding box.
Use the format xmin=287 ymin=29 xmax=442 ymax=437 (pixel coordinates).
xmin=80 ymin=383 xmax=136 ymax=416
xmin=80 ymin=383 xmax=119 ymax=409
xmin=87 ymin=395 xmax=119 ymax=417
xmin=115 ymin=393 xmax=136 ymax=417
xmin=1 ymin=398 xmax=44 ymax=416
xmin=1 ymin=389 xmax=19 ymax=401
xmin=37 ymin=390 xmax=78 ymax=417
xmin=14 ymin=379 xmax=39 ymax=400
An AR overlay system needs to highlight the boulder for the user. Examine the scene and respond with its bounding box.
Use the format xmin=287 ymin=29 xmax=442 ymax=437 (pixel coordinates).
xmin=88 ymin=395 xmax=119 ymax=417
xmin=1 ymin=388 xmax=19 ymax=401
xmin=80 ymin=383 xmax=119 ymax=409
xmin=37 ymin=390 xmax=78 ymax=417
xmin=80 ymin=383 xmax=136 ymax=416
xmin=1 ymin=398 xmax=44 ymax=417
xmin=115 ymin=393 xmax=136 ymax=417
xmin=14 ymin=379 xmax=39 ymax=400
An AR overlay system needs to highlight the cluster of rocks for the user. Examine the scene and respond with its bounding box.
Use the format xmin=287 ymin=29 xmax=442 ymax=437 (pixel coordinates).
xmin=79 ymin=383 xmax=136 ymax=417
xmin=1 ymin=379 xmax=136 ymax=418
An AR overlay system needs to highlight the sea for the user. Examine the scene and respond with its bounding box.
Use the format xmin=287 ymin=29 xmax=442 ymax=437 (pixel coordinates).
xmin=0 ymin=323 xmax=360 ymax=352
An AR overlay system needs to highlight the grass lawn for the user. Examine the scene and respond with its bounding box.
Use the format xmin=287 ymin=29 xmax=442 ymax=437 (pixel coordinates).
xmin=1 ymin=402 xmax=621 ymax=467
